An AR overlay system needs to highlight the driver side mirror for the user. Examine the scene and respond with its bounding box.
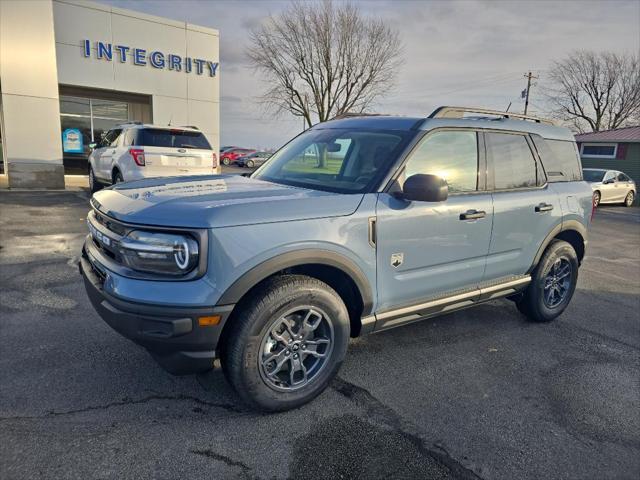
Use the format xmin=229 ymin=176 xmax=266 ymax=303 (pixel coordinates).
xmin=397 ymin=174 xmax=448 ymax=202
xmin=89 ymin=143 xmax=97 ymax=150
xmin=603 ymin=178 xmax=615 ymax=184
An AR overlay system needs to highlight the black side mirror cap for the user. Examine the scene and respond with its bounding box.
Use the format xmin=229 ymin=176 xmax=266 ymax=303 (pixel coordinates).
xmin=399 ymin=174 xmax=448 ymax=202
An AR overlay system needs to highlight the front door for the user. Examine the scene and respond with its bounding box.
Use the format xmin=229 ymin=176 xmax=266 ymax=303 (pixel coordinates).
xmin=375 ymin=129 xmax=493 ymax=313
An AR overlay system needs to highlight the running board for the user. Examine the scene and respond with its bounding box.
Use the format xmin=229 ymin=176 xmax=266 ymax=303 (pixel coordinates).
xmin=373 ymin=276 xmax=531 ymax=332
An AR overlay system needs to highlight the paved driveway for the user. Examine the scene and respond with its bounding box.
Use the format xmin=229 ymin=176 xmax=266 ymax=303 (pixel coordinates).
xmin=1 ymin=192 xmax=638 ymax=480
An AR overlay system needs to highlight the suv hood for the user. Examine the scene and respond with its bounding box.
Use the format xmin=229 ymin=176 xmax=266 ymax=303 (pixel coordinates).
xmin=91 ymin=175 xmax=363 ymax=228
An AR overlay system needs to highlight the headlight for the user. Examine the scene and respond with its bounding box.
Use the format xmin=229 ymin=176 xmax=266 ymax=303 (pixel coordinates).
xmin=118 ymin=230 xmax=199 ymax=275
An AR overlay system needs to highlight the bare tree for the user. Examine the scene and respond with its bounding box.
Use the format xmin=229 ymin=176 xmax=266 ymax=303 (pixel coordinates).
xmin=247 ymin=0 xmax=403 ymax=129
xmin=545 ymin=50 xmax=640 ymax=133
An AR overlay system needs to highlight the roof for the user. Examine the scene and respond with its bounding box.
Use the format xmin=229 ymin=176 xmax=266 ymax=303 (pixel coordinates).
xmin=314 ymin=115 xmax=574 ymax=141
xmin=575 ymin=126 xmax=640 ymax=143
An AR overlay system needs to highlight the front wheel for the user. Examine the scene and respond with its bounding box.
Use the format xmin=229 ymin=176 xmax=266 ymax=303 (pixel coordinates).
xmin=517 ymin=240 xmax=579 ymax=322
xmin=222 ymin=158 xmax=230 ymax=166
xmin=246 ymin=160 xmax=255 ymax=168
xmin=221 ymin=275 xmax=350 ymax=412
xmin=593 ymin=191 xmax=601 ymax=208
xmin=624 ymin=191 xmax=635 ymax=207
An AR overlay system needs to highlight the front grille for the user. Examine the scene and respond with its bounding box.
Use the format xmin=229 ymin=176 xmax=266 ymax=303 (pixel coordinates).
xmin=87 ymin=209 xmax=127 ymax=267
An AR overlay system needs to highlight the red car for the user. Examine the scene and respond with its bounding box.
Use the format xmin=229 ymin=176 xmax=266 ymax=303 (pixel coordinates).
xmin=220 ymin=148 xmax=256 ymax=166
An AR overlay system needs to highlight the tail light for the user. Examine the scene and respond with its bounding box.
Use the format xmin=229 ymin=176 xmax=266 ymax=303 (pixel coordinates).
xmin=129 ymin=148 xmax=145 ymax=166
xmin=212 ymin=153 xmax=218 ymax=169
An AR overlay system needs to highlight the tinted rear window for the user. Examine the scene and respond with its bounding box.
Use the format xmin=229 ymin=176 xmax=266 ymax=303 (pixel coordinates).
xmin=136 ymin=129 xmax=211 ymax=149
xmin=532 ymin=136 xmax=582 ymax=182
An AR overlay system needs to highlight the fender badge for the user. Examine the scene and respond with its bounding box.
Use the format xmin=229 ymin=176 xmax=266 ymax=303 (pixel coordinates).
xmin=391 ymin=253 xmax=404 ymax=268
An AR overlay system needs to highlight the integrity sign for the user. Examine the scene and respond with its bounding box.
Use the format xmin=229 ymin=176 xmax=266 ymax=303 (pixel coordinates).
xmin=82 ymin=40 xmax=219 ymax=77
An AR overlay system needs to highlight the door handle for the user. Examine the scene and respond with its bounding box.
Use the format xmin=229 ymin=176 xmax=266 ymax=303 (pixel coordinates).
xmin=535 ymin=203 xmax=554 ymax=212
xmin=459 ymin=209 xmax=486 ymax=220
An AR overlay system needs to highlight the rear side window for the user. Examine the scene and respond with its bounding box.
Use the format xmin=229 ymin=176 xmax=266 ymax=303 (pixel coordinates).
xmin=136 ymin=129 xmax=211 ymax=149
xmin=485 ymin=133 xmax=538 ymax=189
xmin=532 ymin=136 xmax=582 ymax=182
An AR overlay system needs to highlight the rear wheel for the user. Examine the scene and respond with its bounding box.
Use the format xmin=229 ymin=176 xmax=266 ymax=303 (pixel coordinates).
xmin=517 ymin=240 xmax=579 ymax=323
xmin=89 ymin=167 xmax=102 ymax=193
xmin=592 ymin=191 xmax=601 ymax=208
xmin=222 ymin=275 xmax=350 ymax=412
xmin=222 ymin=158 xmax=230 ymax=166
xmin=113 ymin=170 xmax=124 ymax=184
xmin=624 ymin=191 xmax=635 ymax=207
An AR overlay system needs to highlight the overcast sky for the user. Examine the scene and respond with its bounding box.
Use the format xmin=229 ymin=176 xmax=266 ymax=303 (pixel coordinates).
xmin=101 ymin=0 xmax=640 ymax=149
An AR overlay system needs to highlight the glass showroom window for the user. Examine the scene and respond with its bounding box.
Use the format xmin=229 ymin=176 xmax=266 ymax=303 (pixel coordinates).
xmin=59 ymin=96 xmax=129 ymax=174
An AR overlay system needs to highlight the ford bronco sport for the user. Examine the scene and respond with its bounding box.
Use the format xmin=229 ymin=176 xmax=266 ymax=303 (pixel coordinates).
xmin=80 ymin=106 xmax=592 ymax=411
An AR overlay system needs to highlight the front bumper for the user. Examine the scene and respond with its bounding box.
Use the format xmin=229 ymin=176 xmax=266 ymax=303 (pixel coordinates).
xmin=80 ymin=253 xmax=232 ymax=375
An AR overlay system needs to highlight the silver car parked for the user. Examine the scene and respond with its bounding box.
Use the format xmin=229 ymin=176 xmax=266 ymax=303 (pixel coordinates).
xmin=583 ymin=168 xmax=636 ymax=207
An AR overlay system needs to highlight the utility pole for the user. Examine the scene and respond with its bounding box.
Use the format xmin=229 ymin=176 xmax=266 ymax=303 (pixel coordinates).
xmin=523 ymin=71 xmax=538 ymax=115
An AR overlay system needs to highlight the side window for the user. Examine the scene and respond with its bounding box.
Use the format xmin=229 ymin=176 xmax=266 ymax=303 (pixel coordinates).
xmin=109 ymin=129 xmax=123 ymax=147
xmin=532 ymin=136 xmax=582 ymax=182
xmin=603 ymin=171 xmax=616 ymax=182
xmin=403 ymin=130 xmax=478 ymax=193
xmin=123 ymin=129 xmax=136 ymax=146
xmin=617 ymin=172 xmax=629 ymax=182
xmin=486 ymin=133 xmax=537 ymax=189
xmin=99 ymin=130 xmax=114 ymax=147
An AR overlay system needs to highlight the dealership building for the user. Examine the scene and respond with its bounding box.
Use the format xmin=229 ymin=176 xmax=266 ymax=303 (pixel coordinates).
xmin=0 ymin=0 xmax=220 ymax=189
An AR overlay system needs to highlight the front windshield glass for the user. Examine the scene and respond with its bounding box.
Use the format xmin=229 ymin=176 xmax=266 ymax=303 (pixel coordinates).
xmin=252 ymin=128 xmax=412 ymax=193
xmin=583 ymin=170 xmax=606 ymax=182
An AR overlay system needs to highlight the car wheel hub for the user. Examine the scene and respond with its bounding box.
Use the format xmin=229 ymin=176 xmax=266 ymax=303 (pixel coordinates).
xmin=259 ymin=306 xmax=334 ymax=392
xmin=543 ymin=257 xmax=572 ymax=308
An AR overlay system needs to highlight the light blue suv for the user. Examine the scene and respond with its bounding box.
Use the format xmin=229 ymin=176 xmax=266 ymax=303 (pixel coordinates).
xmin=80 ymin=106 xmax=592 ymax=411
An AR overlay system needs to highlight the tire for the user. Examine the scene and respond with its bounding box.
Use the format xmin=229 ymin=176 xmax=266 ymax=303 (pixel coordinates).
xmin=246 ymin=160 xmax=255 ymax=168
xmin=222 ymin=158 xmax=230 ymax=166
xmin=113 ymin=170 xmax=124 ymax=184
xmin=592 ymin=191 xmax=601 ymax=208
xmin=624 ymin=191 xmax=635 ymax=207
xmin=517 ymin=240 xmax=579 ymax=323
xmin=222 ymin=275 xmax=350 ymax=412
xmin=89 ymin=167 xmax=102 ymax=193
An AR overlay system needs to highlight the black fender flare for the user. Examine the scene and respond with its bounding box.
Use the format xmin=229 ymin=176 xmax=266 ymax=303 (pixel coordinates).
xmin=529 ymin=220 xmax=588 ymax=272
xmin=217 ymin=249 xmax=374 ymax=315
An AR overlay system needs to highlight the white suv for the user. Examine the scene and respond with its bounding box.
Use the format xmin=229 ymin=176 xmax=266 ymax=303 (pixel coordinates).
xmin=88 ymin=123 xmax=219 ymax=192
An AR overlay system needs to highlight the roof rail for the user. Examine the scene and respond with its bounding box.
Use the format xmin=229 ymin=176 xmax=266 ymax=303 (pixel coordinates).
xmin=429 ymin=106 xmax=553 ymax=125
xmin=178 ymin=125 xmax=199 ymax=130
xmin=117 ymin=121 xmax=143 ymax=126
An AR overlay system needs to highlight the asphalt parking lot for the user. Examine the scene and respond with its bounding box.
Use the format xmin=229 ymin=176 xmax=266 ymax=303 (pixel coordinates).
xmin=0 ymin=191 xmax=638 ymax=480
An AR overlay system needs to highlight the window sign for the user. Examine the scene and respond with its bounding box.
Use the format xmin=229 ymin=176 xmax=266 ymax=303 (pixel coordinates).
xmin=62 ymin=128 xmax=84 ymax=153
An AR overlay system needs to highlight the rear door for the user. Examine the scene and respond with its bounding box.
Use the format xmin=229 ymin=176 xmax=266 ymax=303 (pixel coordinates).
xmin=484 ymin=131 xmax=562 ymax=281
xmin=615 ymin=172 xmax=632 ymax=202
xmin=136 ymin=128 xmax=214 ymax=176
xmin=97 ymin=129 xmax=122 ymax=179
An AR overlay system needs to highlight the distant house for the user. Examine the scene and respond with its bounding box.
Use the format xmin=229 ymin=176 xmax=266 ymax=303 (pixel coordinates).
xmin=575 ymin=126 xmax=640 ymax=185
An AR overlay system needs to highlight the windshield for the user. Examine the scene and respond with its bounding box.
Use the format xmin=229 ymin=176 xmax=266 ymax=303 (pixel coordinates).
xmin=252 ymin=128 xmax=412 ymax=193
xmin=583 ymin=170 xmax=606 ymax=182
xmin=137 ymin=129 xmax=211 ymax=149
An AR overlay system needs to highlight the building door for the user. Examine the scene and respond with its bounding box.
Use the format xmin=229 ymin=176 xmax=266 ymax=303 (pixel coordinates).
xmin=58 ymin=87 xmax=150 ymax=175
